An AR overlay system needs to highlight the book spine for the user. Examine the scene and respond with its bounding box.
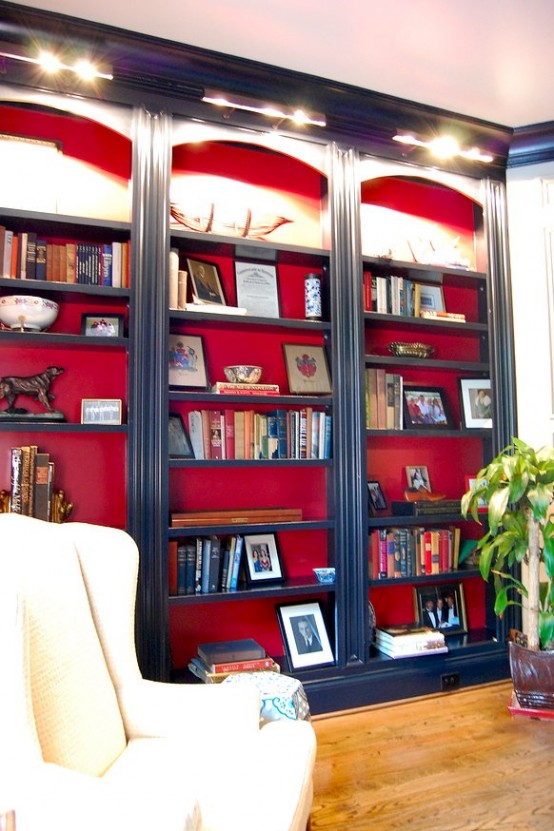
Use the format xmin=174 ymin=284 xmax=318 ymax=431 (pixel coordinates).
xmin=10 ymin=447 xmax=23 ymax=513
xmin=210 ymin=656 xmax=275 ymax=674
xmin=32 ymin=451 xmax=50 ymax=521
xmin=229 ymin=535 xmax=244 ymax=590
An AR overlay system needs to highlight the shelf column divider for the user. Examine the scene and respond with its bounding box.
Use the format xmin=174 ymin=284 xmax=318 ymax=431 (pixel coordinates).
xmin=128 ymin=107 xmax=172 ymax=680
xmin=328 ymin=143 xmax=369 ymax=666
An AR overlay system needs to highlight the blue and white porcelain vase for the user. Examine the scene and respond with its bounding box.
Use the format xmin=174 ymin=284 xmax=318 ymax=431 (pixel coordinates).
xmin=304 ymin=273 xmax=322 ymax=320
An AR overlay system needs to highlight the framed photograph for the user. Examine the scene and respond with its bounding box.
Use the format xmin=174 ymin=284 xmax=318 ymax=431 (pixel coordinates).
xmin=282 ymin=343 xmax=332 ymax=395
xmin=403 ymin=384 xmax=451 ymax=427
xmin=459 ymin=378 xmax=493 ymax=428
xmin=405 ymin=465 xmax=431 ymax=492
xmin=168 ymin=412 xmax=194 ymax=458
xmin=276 ymin=601 xmax=334 ymax=670
xmin=186 ymin=257 xmax=226 ymax=305
xmin=417 ymin=283 xmax=445 ymax=313
xmin=169 ymin=333 xmax=209 ymax=389
xmin=367 ymin=480 xmax=387 ymax=514
xmin=464 ymin=475 xmax=488 ymax=512
xmin=81 ymin=313 xmax=124 ymax=337
xmin=243 ymin=533 xmax=284 ymax=584
xmin=81 ymin=399 xmax=122 ymax=425
xmin=235 ymin=261 xmax=280 ymax=318
xmin=413 ymin=582 xmax=467 ymax=635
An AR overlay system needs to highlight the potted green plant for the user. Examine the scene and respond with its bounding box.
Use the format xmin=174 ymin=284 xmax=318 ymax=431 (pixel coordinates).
xmin=461 ymin=437 xmax=554 ymax=710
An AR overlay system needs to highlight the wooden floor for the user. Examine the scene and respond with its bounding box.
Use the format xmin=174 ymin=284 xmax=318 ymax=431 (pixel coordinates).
xmin=310 ymin=681 xmax=554 ymax=830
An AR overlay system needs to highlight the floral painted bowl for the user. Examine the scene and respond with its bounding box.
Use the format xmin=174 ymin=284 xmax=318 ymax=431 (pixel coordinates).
xmin=0 ymin=295 xmax=59 ymax=331
xmin=313 ymin=567 xmax=336 ymax=584
xmin=223 ymin=365 xmax=263 ymax=384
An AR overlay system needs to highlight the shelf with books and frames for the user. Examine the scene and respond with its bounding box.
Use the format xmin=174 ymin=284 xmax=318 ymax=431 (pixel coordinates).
xmin=0 ymin=94 xmax=133 ymax=531
xmin=357 ymin=162 xmax=508 ymax=684
xmin=166 ymin=127 xmax=338 ymax=681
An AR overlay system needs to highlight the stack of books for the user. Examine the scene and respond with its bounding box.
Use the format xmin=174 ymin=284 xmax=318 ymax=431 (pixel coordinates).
xmin=375 ymin=625 xmax=447 ymax=658
xmin=188 ymin=638 xmax=279 ymax=683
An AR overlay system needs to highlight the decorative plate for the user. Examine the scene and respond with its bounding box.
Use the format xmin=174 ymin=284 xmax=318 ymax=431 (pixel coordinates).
xmin=388 ymin=341 xmax=435 ymax=359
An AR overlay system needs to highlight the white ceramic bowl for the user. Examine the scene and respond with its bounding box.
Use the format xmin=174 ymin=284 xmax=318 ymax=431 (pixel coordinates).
xmin=0 ymin=295 xmax=59 ymax=331
xmin=223 ymin=365 xmax=263 ymax=384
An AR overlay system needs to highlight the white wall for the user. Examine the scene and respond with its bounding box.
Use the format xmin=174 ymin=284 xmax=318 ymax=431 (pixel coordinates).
xmin=507 ymin=162 xmax=554 ymax=448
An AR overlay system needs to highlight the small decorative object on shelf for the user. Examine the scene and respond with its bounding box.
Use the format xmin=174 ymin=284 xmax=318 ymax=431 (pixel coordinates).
xmin=304 ymin=272 xmax=322 ymax=320
xmin=388 ymin=341 xmax=434 ymax=359
xmin=50 ymin=489 xmax=73 ymax=523
xmin=0 ymin=366 xmax=65 ymax=421
xmin=0 ymin=489 xmax=10 ymax=513
xmin=0 ymin=295 xmax=59 ymax=332
xmin=223 ymin=365 xmax=263 ymax=384
xmin=313 ymin=567 xmax=335 ymax=584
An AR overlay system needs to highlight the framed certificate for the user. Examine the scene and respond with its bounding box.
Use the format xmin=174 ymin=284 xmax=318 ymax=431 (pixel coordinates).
xmin=235 ymin=261 xmax=280 ymax=318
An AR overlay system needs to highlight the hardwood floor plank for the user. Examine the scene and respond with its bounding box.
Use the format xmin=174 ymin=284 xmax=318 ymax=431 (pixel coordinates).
xmin=311 ymin=681 xmax=554 ymax=830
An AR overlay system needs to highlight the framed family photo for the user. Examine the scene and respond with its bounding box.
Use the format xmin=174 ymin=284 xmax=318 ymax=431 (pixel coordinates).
xmin=81 ymin=313 xmax=124 ymax=337
xmin=283 ymin=343 xmax=332 ymax=395
xmin=169 ymin=333 xmax=209 ymax=389
xmin=367 ymin=480 xmax=387 ymax=514
xmin=405 ymin=465 xmax=431 ymax=492
xmin=243 ymin=533 xmax=284 ymax=584
xmin=186 ymin=257 xmax=226 ymax=305
xmin=413 ymin=582 xmax=467 ymax=635
xmin=276 ymin=601 xmax=334 ymax=670
xmin=459 ymin=378 xmax=493 ymax=428
xmin=403 ymin=384 xmax=451 ymax=427
xmin=168 ymin=412 xmax=194 ymax=458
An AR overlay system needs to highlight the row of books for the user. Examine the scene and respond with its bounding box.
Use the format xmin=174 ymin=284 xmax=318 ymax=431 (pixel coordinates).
xmin=188 ymin=637 xmax=279 ymax=683
xmin=187 ymin=407 xmax=332 ymax=460
xmin=0 ymin=226 xmax=131 ymax=287
xmin=169 ymin=534 xmax=245 ymax=595
xmin=370 ymin=525 xmax=461 ymax=579
xmin=365 ymin=369 xmax=403 ymax=430
xmin=8 ymin=445 xmax=55 ymax=521
xmin=362 ymin=271 xmax=466 ymax=321
xmin=375 ymin=625 xmax=448 ymax=658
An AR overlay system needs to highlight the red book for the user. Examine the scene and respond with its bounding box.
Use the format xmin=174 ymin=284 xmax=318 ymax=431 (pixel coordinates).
xmin=223 ymin=409 xmax=235 ymax=459
xmin=206 ymin=656 xmax=275 ymax=674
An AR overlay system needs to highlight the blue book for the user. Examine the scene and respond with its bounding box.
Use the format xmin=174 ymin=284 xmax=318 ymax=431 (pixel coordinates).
xmin=229 ymin=535 xmax=244 ymax=591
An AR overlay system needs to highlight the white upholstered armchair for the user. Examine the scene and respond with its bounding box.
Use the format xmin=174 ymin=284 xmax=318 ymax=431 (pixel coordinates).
xmin=0 ymin=514 xmax=316 ymax=830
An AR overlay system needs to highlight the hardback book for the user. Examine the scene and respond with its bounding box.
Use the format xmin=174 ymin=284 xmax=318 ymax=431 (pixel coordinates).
xmin=187 ymin=656 xmax=280 ymax=684
xmin=187 ymin=410 xmax=205 ymax=459
xmin=33 ymin=450 xmax=51 ymax=521
xmin=168 ymin=248 xmax=179 ymax=309
xmin=168 ymin=540 xmax=178 ymax=596
xmin=207 ymin=535 xmax=222 ymax=592
xmin=419 ymin=309 xmax=466 ymax=322
xmin=375 ymin=625 xmax=447 ymax=657
xmin=177 ymin=543 xmax=188 ymax=596
xmin=228 ymin=534 xmax=243 ymax=591
xmin=200 ymin=537 xmax=212 ymax=594
xmin=10 ymin=446 xmax=23 ymax=513
xmin=209 ymin=410 xmax=224 ymax=459
xmin=25 ymin=231 xmax=37 ymax=280
xmin=211 ymin=381 xmax=280 ymax=395
xmin=197 ymin=637 xmax=266 ymax=666
xmin=202 ymin=655 xmax=276 ymax=674
xmin=391 ymin=499 xmax=462 ymax=516
xmin=34 ymin=239 xmax=47 ymax=280
xmin=170 ymin=506 xmax=303 ymax=527
xmin=186 ymin=302 xmax=247 ymax=316
xmin=2 ymin=229 xmax=13 ymax=278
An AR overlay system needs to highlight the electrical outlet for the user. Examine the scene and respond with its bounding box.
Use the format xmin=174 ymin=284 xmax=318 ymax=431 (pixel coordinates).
xmin=440 ymin=672 xmax=460 ymax=691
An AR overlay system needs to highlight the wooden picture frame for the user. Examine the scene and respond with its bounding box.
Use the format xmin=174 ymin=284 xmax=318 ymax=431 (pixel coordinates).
xmin=459 ymin=378 xmax=493 ymax=428
xmin=405 ymin=465 xmax=431 ymax=493
xmin=81 ymin=399 xmax=122 ymax=425
xmin=243 ymin=533 xmax=284 ymax=584
xmin=367 ymin=480 xmax=387 ymax=514
xmin=416 ymin=283 xmax=445 ymax=314
xmin=168 ymin=412 xmax=194 ymax=458
xmin=402 ymin=384 xmax=451 ymax=428
xmin=235 ymin=261 xmax=280 ymax=318
xmin=414 ymin=582 xmax=467 ymax=635
xmin=81 ymin=313 xmax=124 ymax=337
xmin=282 ymin=343 xmax=332 ymax=395
xmin=464 ymin=475 xmax=488 ymax=512
xmin=276 ymin=600 xmax=334 ymax=670
xmin=169 ymin=333 xmax=209 ymax=389
xmin=186 ymin=257 xmax=226 ymax=305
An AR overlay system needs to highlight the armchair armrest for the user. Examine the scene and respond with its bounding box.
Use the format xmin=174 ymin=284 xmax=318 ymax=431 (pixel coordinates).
xmin=116 ymin=678 xmax=262 ymax=742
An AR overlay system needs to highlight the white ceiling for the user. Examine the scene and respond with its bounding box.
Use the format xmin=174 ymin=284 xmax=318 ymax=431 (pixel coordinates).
xmin=11 ymin=0 xmax=554 ymax=129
